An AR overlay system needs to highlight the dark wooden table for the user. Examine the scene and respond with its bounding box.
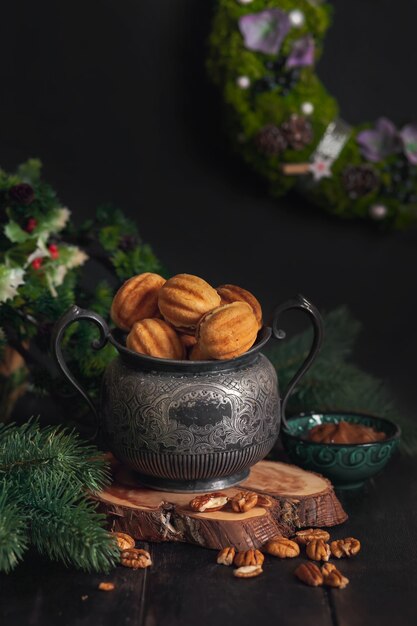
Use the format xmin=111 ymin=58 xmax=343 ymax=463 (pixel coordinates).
xmin=1 ymin=453 xmax=416 ymax=626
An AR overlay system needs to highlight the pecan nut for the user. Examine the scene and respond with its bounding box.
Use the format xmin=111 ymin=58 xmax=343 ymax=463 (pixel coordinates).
xmin=112 ymin=531 xmax=135 ymax=551
xmin=294 ymin=528 xmax=330 ymax=545
xmin=256 ymin=494 xmax=273 ymax=508
xmin=263 ymin=537 xmax=300 ymax=558
xmin=321 ymin=562 xmax=337 ymax=577
xmin=231 ymin=491 xmax=258 ymax=513
xmin=294 ymin=562 xmax=323 ymax=587
xmin=233 ymin=565 xmax=263 ymax=579
xmin=306 ymin=539 xmax=331 ymax=562
xmin=234 ymin=549 xmax=264 ymax=568
xmin=217 ymin=547 xmax=236 ymax=566
xmin=120 ymin=548 xmax=152 ymax=569
xmin=323 ymin=567 xmax=349 ymax=589
xmin=98 ymin=582 xmax=115 ymax=591
xmin=330 ymin=537 xmax=361 ymax=558
xmin=189 ymin=492 xmax=228 ymax=513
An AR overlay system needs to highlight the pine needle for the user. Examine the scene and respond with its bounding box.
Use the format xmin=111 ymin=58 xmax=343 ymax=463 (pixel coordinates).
xmin=29 ymin=474 xmax=119 ymax=573
xmin=0 ymin=419 xmax=111 ymax=493
xmin=0 ymin=421 xmax=119 ymax=573
xmin=0 ymin=481 xmax=29 ymax=573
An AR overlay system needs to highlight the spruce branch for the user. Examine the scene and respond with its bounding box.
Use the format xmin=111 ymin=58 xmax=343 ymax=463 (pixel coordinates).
xmin=0 ymin=481 xmax=29 ymax=573
xmin=0 ymin=420 xmax=111 ymax=493
xmin=0 ymin=421 xmax=119 ymax=573
xmin=29 ymin=474 xmax=118 ymax=573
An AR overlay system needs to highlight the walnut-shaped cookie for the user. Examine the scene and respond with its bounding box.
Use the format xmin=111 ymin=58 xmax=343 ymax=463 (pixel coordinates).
xmin=216 ymin=284 xmax=263 ymax=330
xmin=197 ymin=302 xmax=258 ymax=360
xmin=126 ymin=318 xmax=184 ymax=360
xmin=158 ymin=274 xmax=221 ymax=332
xmin=188 ymin=343 xmax=211 ymax=361
xmin=111 ymin=272 xmax=166 ymax=331
xmin=179 ymin=333 xmax=198 ymax=350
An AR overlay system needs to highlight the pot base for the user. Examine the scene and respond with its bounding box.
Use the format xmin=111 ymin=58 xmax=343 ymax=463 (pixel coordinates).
xmin=133 ymin=469 xmax=250 ymax=493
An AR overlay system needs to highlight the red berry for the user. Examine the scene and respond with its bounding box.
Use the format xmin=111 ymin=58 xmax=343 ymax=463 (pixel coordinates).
xmin=26 ymin=217 xmax=37 ymax=233
xmin=31 ymin=258 xmax=43 ymax=270
xmin=48 ymin=244 xmax=59 ymax=259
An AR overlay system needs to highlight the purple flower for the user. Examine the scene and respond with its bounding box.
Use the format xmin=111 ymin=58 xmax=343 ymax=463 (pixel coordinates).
xmin=400 ymin=124 xmax=417 ymax=165
xmin=356 ymin=117 xmax=401 ymax=162
xmin=286 ymin=37 xmax=315 ymax=69
xmin=238 ymin=9 xmax=291 ymax=55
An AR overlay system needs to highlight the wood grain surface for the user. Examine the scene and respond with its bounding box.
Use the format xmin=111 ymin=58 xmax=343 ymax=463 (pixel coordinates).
xmin=94 ymin=460 xmax=347 ymax=550
xmin=1 ymin=454 xmax=416 ymax=626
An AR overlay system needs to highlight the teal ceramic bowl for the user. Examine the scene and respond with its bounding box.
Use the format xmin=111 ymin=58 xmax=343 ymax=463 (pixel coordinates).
xmin=281 ymin=412 xmax=401 ymax=489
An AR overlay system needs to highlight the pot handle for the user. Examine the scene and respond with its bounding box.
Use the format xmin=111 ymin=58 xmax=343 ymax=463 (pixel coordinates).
xmin=272 ymin=294 xmax=324 ymax=429
xmin=51 ymin=305 xmax=110 ymax=438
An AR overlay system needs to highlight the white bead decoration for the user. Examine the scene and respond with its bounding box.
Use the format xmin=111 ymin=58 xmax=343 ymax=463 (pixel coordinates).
xmin=236 ymin=76 xmax=251 ymax=89
xmin=301 ymin=102 xmax=314 ymax=116
xmin=289 ymin=9 xmax=305 ymax=27
xmin=369 ymin=204 xmax=388 ymax=220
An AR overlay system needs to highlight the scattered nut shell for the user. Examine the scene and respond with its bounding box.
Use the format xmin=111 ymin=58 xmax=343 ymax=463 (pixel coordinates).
xmin=120 ymin=548 xmax=152 ymax=569
xmin=294 ymin=562 xmax=323 ymax=587
xmin=231 ymin=491 xmax=258 ymax=513
xmin=306 ymin=539 xmax=331 ymax=562
xmin=263 ymin=537 xmax=300 ymax=558
xmin=323 ymin=568 xmax=349 ymax=589
xmin=189 ymin=492 xmax=229 ymax=513
xmin=112 ymin=531 xmax=135 ymax=551
xmin=98 ymin=582 xmax=115 ymax=592
xmin=256 ymin=494 xmax=273 ymax=508
xmin=330 ymin=537 xmax=361 ymax=558
xmin=233 ymin=565 xmax=263 ymax=579
xmin=217 ymin=547 xmax=236 ymax=566
xmin=234 ymin=549 xmax=264 ymax=568
xmin=321 ymin=562 xmax=337 ymax=577
xmin=294 ymin=528 xmax=330 ymax=545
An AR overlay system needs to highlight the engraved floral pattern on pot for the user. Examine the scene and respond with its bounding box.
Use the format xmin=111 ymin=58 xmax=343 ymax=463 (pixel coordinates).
xmin=101 ymin=355 xmax=279 ymax=455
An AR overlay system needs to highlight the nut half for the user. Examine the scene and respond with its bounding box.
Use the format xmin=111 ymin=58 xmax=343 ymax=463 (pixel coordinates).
xmin=231 ymin=491 xmax=258 ymax=513
xmin=233 ymin=565 xmax=263 ymax=579
xmin=217 ymin=547 xmax=236 ymax=566
xmin=294 ymin=562 xmax=323 ymax=587
xmin=189 ymin=492 xmax=229 ymax=513
xmin=234 ymin=549 xmax=264 ymax=568
xmin=263 ymin=538 xmax=300 ymax=558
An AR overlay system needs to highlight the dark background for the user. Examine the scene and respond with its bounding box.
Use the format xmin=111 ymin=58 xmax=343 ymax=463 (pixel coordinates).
xmin=1 ymin=0 xmax=416 ymax=416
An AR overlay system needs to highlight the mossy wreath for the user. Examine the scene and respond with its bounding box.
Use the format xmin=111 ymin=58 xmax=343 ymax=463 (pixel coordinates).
xmin=208 ymin=0 xmax=417 ymax=228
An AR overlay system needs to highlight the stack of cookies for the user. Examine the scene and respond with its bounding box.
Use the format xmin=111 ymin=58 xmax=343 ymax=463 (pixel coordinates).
xmin=110 ymin=272 xmax=263 ymax=361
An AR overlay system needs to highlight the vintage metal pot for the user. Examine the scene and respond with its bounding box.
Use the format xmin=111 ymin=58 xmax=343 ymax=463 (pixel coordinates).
xmin=52 ymin=295 xmax=323 ymax=492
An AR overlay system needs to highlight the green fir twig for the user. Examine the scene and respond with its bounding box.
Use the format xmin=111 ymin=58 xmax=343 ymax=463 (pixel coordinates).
xmin=0 ymin=420 xmax=119 ymax=574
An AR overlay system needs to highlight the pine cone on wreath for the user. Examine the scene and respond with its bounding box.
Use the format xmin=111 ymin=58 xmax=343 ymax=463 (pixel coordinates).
xmin=282 ymin=115 xmax=314 ymax=151
xmin=9 ymin=183 xmax=35 ymax=206
xmin=255 ymin=124 xmax=288 ymax=157
xmin=342 ymin=165 xmax=379 ymax=199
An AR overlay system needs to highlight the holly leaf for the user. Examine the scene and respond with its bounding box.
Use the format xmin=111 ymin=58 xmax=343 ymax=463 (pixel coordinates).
xmin=4 ymin=221 xmax=29 ymax=244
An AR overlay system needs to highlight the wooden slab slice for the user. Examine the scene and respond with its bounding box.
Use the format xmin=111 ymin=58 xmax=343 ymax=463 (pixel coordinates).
xmin=241 ymin=460 xmax=348 ymax=529
xmin=94 ymin=460 xmax=347 ymax=551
